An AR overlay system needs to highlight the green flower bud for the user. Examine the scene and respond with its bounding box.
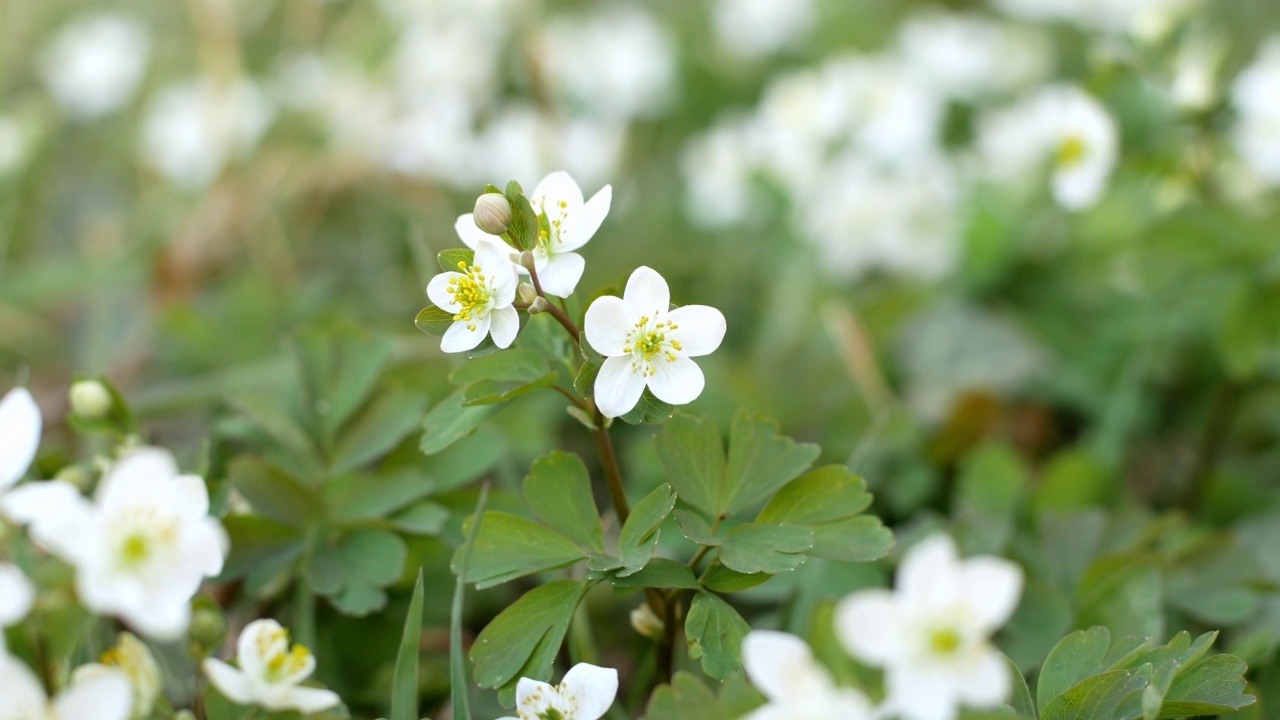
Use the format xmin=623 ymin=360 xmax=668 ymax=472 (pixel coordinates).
xmin=187 ymin=603 xmax=227 ymax=657
xmin=69 ymin=379 xmax=113 ymax=420
xmin=630 ymin=603 xmax=664 ymax=640
xmin=517 ymin=282 xmax=538 ymax=305
xmin=473 ymin=192 xmax=512 ymax=235
xmin=528 ymin=297 xmax=551 ymax=315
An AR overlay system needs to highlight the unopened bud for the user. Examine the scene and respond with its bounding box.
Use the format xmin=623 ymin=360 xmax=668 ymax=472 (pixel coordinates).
xmin=517 ymin=282 xmax=538 ymax=305
xmin=630 ymin=603 xmax=665 ymax=640
xmin=55 ymin=465 xmax=93 ymax=492
xmin=187 ymin=605 xmax=227 ymax=655
xmin=69 ymin=379 xmax=113 ymax=420
xmin=473 ymin=193 xmax=512 ymax=235
xmin=528 ymin=297 xmax=551 ymax=315
xmin=519 ymin=250 xmax=537 ymax=272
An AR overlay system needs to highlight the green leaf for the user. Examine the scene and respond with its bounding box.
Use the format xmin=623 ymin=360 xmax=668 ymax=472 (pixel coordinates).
xmin=642 ymin=672 xmax=731 ymax=720
xmin=674 ymin=509 xmax=721 ymax=546
xmin=219 ymin=515 xmax=306 ymax=580
xmin=1032 ymin=449 xmax=1116 ymax=516
xmin=523 ymin=452 xmax=603 ymax=553
xmin=331 ymin=389 xmax=429 ymax=473
xmin=1076 ymin=555 xmax=1164 ymax=640
xmin=685 ymin=592 xmax=750 ymax=680
xmin=656 ymin=414 xmax=725 ymax=517
xmin=454 ymin=512 xmax=584 ymax=588
xmin=450 ymin=348 xmax=550 ymax=386
xmin=225 ymin=457 xmax=323 ymax=528
xmin=806 ymin=516 xmax=894 ymax=563
xmin=611 ymin=558 xmax=700 ymax=590
xmin=462 ymin=371 xmax=558 ymax=406
xmin=756 ymin=465 xmax=892 ymax=563
xmin=701 ymin=564 xmax=773 ymax=593
xmin=450 ymin=484 xmax=489 ymax=720
xmin=618 ymin=388 xmax=676 ymax=425
xmin=420 ymin=388 xmax=498 ymax=455
xmin=1039 ymin=627 xmax=1114 ymax=711
xmin=392 ymin=501 xmax=450 ymax=535
xmin=1005 ymin=654 xmax=1037 ymax=719
xmin=617 ymin=484 xmax=677 ymax=576
xmin=390 ymin=569 xmax=424 ymax=720
xmin=438 ymin=248 xmax=475 ymax=273
xmin=724 ymin=410 xmax=820 ymax=515
xmin=471 ymin=580 xmax=587 ymax=690
xmin=717 ymin=523 xmax=814 ymax=574
xmin=1040 ymin=669 xmax=1147 ymax=720
xmin=953 ymin=442 xmax=1027 ymax=554
xmin=323 ymin=529 xmax=408 ymax=616
xmin=326 ymin=469 xmax=435 ymax=524
xmin=505 ymin=181 xmax=540 ymax=251
xmin=415 ymin=305 xmax=455 ymax=337
xmin=1158 ymin=654 xmax=1255 ymax=717
xmin=1217 ymin=281 xmax=1280 ymax=379
xmin=293 ymin=330 xmax=394 ymax=445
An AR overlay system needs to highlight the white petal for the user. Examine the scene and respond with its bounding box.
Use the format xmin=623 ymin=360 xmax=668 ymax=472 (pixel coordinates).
xmin=532 ymin=170 xmax=584 ymax=210
xmin=622 ymin=266 xmax=670 ymax=316
xmin=516 ymin=677 xmax=558 ymax=713
xmin=0 ymin=387 xmax=41 ymax=489
xmin=898 ymin=534 xmax=961 ymax=609
xmin=0 ymin=653 xmax=48 ymax=714
xmin=584 ymin=296 xmax=638 ymax=357
xmin=742 ymin=631 xmax=830 ymax=702
xmin=558 ymin=185 xmax=611 ymax=252
xmin=957 ymin=649 xmax=1011 ymax=708
xmin=454 ymin=213 xmax=500 ymax=249
xmin=959 ymin=557 xmax=1023 ymax=632
xmin=560 ymin=662 xmax=618 ymax=720
xmin=98 ymin=448 xmax=180 ymax=510
xmin=441 ymin=315 xmax=491 ymax=353
xmin=646 ymin=352 xmax=705 ymax=406
xmin=54 ymin=669 xmax=134 ymax=720
xmin=489 ymin=305 xmax=520 ymax=349
xmin=202 ymin=659 xmax=257 ymax=706
xmin=172 ymin=473 xmax=212 ymax=519
xmin=536 ymin=252 xmax=586 ymax=298
xmin=475 ymin=240 xmax=518 ymax=301
xmin=0 ymin=562 xmax=34 ymax=627
xmin=885 ymin=666 xmax=961 ymax=720
xmin=835 ymin=589 xmax=904 ymax=666
xmin=282 ymin=686 xmax=342 ymax=713
xmin=594 ymin=355 xmax=646 ymax=418
xmin=1 ymin=481 xmax=97 ymax=562
xmin=1052 ymin=164 xmax=1106 ymax=210
xmin=183 ymin=518 xmax=230 ymax=578
xmin=665 ymin=305 xmax=726 ymax=357
xmin=427 ymin=272 xmax=464 ymax=312
xmin=123 ymin=593 xmax=191 ymax=641
xmin=237 ymin=619 xmax=287 ymax=679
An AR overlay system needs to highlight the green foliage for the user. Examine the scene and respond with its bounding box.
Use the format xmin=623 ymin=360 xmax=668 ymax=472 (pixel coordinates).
xmin=685 ymin=592 xmax=752 ymax=680
xmin=390 ymin=569 xmax=425 ymax=720
xmin=470 ymin=581 xmax=589 ymax=698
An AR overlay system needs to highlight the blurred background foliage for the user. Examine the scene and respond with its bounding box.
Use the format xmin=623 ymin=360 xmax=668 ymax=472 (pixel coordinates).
xmin=3 ymin=0 xmax=1280 ymax=717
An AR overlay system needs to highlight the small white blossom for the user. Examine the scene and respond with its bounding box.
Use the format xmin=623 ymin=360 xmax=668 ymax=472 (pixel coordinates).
xmin=741 ymin=631 xmax=878 ymax=720
xmin=712 ymin=0 xmax=815 ymax=60
xmin=0 ymin=653 xmax=132 ymax=720
xmin=978 ymin=85 xmax=1118 ymax=210
xmin=140 ymin=79 xmax=274 ymax=189
xmin=427 ymin=239 xmax=520 ymax=352
xmin=497 ymin=662 xmax=618 ymax=720
xmin=897 ymin=12 xmax=1050 ymax=101
xmin=584 ymin=267 xmax=726 ymax=418
xmin=1 ymin=448 xmax=228 ymax=640
xmin=0 ymin=562 xmax=35 ymax=648
xmin=836 ymin=534 xmax=1023 ymax=720
xmin=72 ymin=633 xmax=162 ymax=720
xmin=1232 ymin=38 xmax=1280 ymax=186
xmin=40 ymin=13 xmax=150 ymax=120
xmin=202 ymin=619 xmax=341 ymax=713
xmin=0 ymin=387 xmax=41 ymax=494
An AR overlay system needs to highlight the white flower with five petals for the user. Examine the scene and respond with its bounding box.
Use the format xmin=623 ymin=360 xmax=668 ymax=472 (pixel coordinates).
xmin=741 ymin=630 xmax=878 ymax=720
xmin=0 ymin=653 xmax=132 ymax=720
xmin=836 ymin=534 xmax=1023 ymax=720
xmin=584 ymin=267 xmax=726 ymax=418
xmin=202 ymin=619 xmax=341 ymax=713
xmin=427 ymin=238 xmax=521 ymax=353
xmin=1 ymin=448 xmax=228 ymax=641
xmin=454 ymin=171 xmax=611 ymax=298
xmin=497 ymin=662 xmax=618 ymax=720
xmin=0 ymin=387 xmax=41 ymax=496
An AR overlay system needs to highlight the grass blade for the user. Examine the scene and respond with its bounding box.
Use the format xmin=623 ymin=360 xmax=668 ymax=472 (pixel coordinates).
xmin=391 ymin=568 xmax=425 ymax=720
xmin=451 ymin=482 xmax=491 ymax=720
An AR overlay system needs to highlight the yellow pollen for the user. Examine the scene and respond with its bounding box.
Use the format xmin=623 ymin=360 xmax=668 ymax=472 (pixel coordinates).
xmin=448 ymin=262 xmax=493 ymax=325
xmin=120 ymin=533 xmax=150 ymax=565
xmin=929 ymin=628 xmax=963 ymax=655
xmin=1057 ymin=135 xmax=1087 ymax=167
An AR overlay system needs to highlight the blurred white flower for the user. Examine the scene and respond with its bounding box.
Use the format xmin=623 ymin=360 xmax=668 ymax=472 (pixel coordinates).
xmin=681 ymin=117 xmax=758 ymax=228
xmin=426 ymin=239 xmax=520 ymax=352
xmin=824 ymin=56 xmax=946 ymax=166
xmin=40 ymin=13 xmax=150 ymax=120
xmin=584 ymin=267 xmax=726 ymax=418
xmin=898 ymin=12 xmax=1050 ymax=101
xmin=497 ymin=662 xmax=618 ymax=720
xmin=539 ymin=7 xmax=678 ymax=121
xmin=712 ymin=0 xmax=815 ymax=60
xmin=836 ymin=534 xmax=1023 ymax=720
xmin=1 ymin=448 xmax=228 ymax=640
xmin=991 ymin=0 xmax=1195 ymax=41
xmin=0 ymin=116 xmax=26 ymax=175
xmin=741 ymin=630 xmax=878 ymax=720
xmin=0 ymin=562 xmax=35 ymax=648
xmin=1171 ymin=35 xmax=1224 ymax=112
xmin=1232 ymin=38 xmax=1280 ymax=186
xmin=0 ymin=653 xmax=132 ymax=720
xmin=0 ymin=387 xmax=41 ymax=494
xmin=140 ymin=79 xmax=274 ymax=189
xmin=72 ymin=633 xmax=161 ymax=720
xmin=394 ymin=19 xmax=503 ymax=110
xmin=202 ymin=619 xmax=341 ymax=713
xmin=978 ymin=85 xmax=1118 ymax=210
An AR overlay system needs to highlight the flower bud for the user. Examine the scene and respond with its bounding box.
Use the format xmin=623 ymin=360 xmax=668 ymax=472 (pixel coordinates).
xmin=517 ymin=282 xmax=538 ymax=305
xmin=528 ymin=297 xmax=551 ymax=315
xmin=69 ymin=379 xmax=113 ymax=420
xmin=187 ymin=604 xmax=228 ymax=657
xmin=473 ymin=193 xmax=512 ymax=235
xmin=519 ymin=250 xmax=537 ymax=272
xmin=630 ymin=603 xmax=664 ymax=640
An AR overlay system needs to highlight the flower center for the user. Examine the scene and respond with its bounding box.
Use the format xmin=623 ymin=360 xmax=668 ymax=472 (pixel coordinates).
xmin=537 ymin=199 xmax=570 ymax=252
xmin=265 ymin=645 xmax=313 ymax=683
xmin=622 ymin=316 xmax=682 ymax=376
xmin=120 ymin=533 xmax=151 ymax=566
xmin=928 ymin=627 xmax=963 ymax=656
xmin=1057 ymin=135 xmax=1087 ymax=167
xmin=446 ymin=260 xmax=493 ymax=330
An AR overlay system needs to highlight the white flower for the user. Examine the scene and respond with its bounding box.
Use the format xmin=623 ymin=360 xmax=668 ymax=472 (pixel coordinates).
xmin=712 ymin=0 xmax=815 ymax=60
xmin=680 ymin=117 xmax=758 ymax=228
xmin=1 ymin=448 xmax=228 ymax=640
xmin=497 ymin=662 xmax=618 ymax=720
xmin=0 ymin=562 xmax=35 ymax=647
xmin=202 ymin=619 xmax=341 ymax=713
xmin=40 ymin=13 xmax=150 ymax=120
xmin=72 ymin=633 xmax=161 ymax=720
xmin=584 ymin=267 xmax=726 ymax=418
xmin=0 ymin=653 xmax=132 ymax=720
xmin=1232 ymin=38 xmax=1280 ymax=186
xmin=427 ymin=238 xmax=520 ymax=352
xmin=897 ymin=12 xmax=1050 ymax=101
xmin=140 ymin=79 xmax=274 ymax=189
xmin=836 ymin=534 xmax=1023 ymax=720
xmin=978 ymin=85 xmax=1118 ymax=210
xmin=741 ymin=631 xmax=878 ymax=720
xmin=455 ymin=172 xmax=611 ymax=298
xmin=0 ymin=387 xmax=41 ymax=493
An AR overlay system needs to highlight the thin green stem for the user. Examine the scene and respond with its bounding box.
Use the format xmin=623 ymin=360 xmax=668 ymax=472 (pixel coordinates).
xmin=591 ymin=414 xmax=631 ymax=523
xmin=525 ymin=256 xmax=581 ymax=343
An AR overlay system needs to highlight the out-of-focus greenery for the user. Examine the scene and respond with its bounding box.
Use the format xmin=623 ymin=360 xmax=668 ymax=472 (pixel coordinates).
xmin=4 ymin=0 xmax=1280 ymax=718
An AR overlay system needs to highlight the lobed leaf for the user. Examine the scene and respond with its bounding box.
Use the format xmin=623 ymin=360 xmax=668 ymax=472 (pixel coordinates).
xmin=523 ymin=451 xmax=604 ymax=553
xmin=685 ymin=592 xmax=751 ymax=680
xmin=453 ymin=511 xmax=584 ymax=588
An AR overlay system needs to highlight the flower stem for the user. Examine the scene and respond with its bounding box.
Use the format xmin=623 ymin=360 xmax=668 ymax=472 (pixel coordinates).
xmin=591 ymin=412 xmax=631 ymax=523
xmin=524 ymin=257 xmax=581 ymax=343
